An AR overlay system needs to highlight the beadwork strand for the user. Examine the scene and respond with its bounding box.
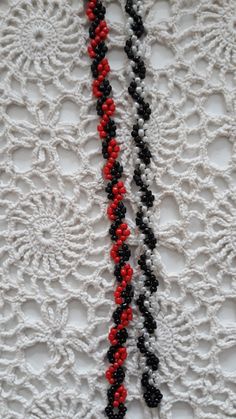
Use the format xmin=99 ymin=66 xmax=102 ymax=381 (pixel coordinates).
xmin=124 ymin=0 xmax=163 ymax=408
xmin=86 ymin=2 xmax=134 ymax=418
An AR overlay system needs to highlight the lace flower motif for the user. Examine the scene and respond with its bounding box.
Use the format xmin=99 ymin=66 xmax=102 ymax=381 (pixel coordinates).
xmin=0 ymin=0 xmax=85 ymax=77
xmin=21 ymin=301 xmax=92 ymax=371
xmin=207 ymin=192 xmax=236 ymax=272
xmin=8 ymin=97 xmax=84 ymax=171
xmin=7 ymin=191 xmax=92 ymax=277
xmin=197 ymin=0 xmax=236 ymax=67
xmin=27 ymin=391 xmax=87 ymax=419
xmin=178 ymin=0 xmax=236 ymax=68
xmin=155 ymin=300 xmax=196 ymax=379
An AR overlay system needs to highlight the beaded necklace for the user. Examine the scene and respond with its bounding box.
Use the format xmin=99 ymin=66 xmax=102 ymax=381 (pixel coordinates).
xmin=86 ymin=2 xmax=134 ymax=418
xmin=124 ymin=0 xmax=163 ymax=408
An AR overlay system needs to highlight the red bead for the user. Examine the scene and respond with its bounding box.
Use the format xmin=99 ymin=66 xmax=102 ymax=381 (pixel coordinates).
xmin=100 ymin=131 xmax=106 ymax=138
xmin=102 ymin=103 xmax=108 ymax=111
xmin=110 ymin=139 xmax=116 ymax=146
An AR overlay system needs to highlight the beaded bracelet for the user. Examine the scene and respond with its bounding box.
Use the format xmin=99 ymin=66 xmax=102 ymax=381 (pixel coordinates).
xmin=124 ymin=0 xmax=163 ymax=408
xmin=86 ymin=2 xmax=134 ymax=418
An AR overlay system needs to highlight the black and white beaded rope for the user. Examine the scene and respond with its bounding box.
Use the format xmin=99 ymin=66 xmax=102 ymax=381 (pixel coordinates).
xmin=124 ymin=0 xmax=163 ymax=408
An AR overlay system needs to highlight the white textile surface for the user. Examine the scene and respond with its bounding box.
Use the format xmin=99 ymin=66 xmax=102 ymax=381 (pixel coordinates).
xmin=0 ymin=1 xmax=235 ymax=418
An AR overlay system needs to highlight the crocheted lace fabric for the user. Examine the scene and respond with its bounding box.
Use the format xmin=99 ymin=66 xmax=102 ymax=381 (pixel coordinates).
xmin=0 ymin=0 xmax=235 ymax=418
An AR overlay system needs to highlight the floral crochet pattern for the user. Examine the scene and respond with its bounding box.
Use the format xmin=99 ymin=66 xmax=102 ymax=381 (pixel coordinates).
xmin=7 ymin=192 xmax=92 ymax=276
xmin=0 ymin=0 xmax=85 ymax=78
xmin=0 ymin=0 xmax=235 ymax=418
xmin=27 ymin=391 xmax=88 ymax=418
xmin=175 ymin=0 xmax=236 ymax=68
xmin=207 ymin=192 xmax=236 ymax=272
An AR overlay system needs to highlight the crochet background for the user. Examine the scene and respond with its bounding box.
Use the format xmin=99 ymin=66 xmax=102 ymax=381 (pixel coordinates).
xmin=0 ymin=0 xmax=235 ymax=418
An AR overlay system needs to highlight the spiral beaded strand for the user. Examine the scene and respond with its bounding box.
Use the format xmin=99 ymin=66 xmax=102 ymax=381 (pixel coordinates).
xmin=124 ymin=0 xmax=163 ymax=408
xmin=86 ymin=1 xmax=134 ymax=418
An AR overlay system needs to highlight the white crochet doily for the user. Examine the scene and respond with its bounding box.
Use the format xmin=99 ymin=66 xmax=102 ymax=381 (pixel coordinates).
xmin=0 ymin=1 xmax=235 ymax=418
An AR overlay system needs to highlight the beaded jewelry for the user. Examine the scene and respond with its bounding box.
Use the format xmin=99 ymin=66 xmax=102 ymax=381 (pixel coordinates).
xmin=124 ymin=0 xmax=163 ymax=408
xmin=86 ymin=1 xmax=134 ymax=418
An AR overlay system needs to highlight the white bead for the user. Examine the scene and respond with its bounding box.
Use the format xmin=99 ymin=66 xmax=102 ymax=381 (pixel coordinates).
xmin=138 ymin=118 xmax=144 ymax=126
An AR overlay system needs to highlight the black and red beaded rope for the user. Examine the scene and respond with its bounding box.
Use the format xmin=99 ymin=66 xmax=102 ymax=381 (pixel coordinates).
xmin=124 ymin=0 xmax=163 ymax=409
xmin=86 ymin=2 xmax=134 ymax=418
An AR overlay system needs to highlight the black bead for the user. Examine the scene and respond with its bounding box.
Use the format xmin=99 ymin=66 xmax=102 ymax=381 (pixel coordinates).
xmin=143 ymin=385 xmax=163 ymax=408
